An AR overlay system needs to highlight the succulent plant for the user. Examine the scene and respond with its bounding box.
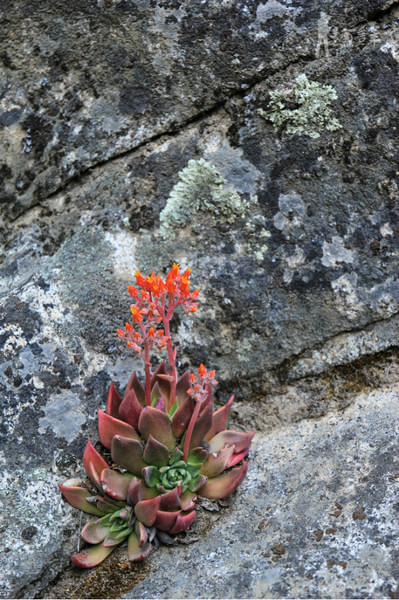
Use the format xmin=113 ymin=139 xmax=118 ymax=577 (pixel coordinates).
xmin=59 ymin=265 xmax=254 ymax=567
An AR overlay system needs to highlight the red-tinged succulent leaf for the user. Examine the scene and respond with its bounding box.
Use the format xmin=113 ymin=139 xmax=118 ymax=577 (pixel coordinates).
xmin=159 ymin=486 xmax=181 ymax=510
xmin=124 ymin=371 xmax=145 ymax=406
xmin=143 ymin=434 xmax=169 ymax=467
xmin=111 ymin=435 xmax=146 ymax=476
xmin=189 ymin=474 xmax=208 ymax=492
xmin=169 ymin=510 xmax=196 ymax=534
xmin=103 ymin=529 xmax=131 ymax=547
xmin=175 ymin=370 xmax=191 ymax=407
xmin=153 ymin=376 xmax=171 ymax=404
xmin=226 ymin=448 xmax=250 ymax=468
xmin=134 ymin=495 xmax=161 ymax=527
xmin=198 ymin=461 xmax=248 ymax=499
xmin=83 ymin=441 xmax=109 ymax=485
xmin=127 ymin=478 xmax=141 ymax=505
xmin=142 ymin=466 xmax=159 ymax=488
xmin=208 ymin=430 xmax=255 ymax=454
xmin=135 ymin=521 xmax=148 ymax=546
xmin=128 ymin=532 xmax=152 ymax=562
xmin=150 ymin=382 xmax=162 ymax=405
xmin=106 ymin=382 xmax=122 ymax=417
xmin=187 ymin=446 xmax=208 ymax=465
xmin=81 ymin=520 xmax=110 ymax=544
xmin=58 ymin=484 xmax=105 ymax=516
xmin=86 ymin=461 xmax=103 ymax=492
xmin=97 ymin=409 xmax=141 ymax=450
xmin=138 ymin=480 xmax=159 ymax=501
xmin=150 ymin=361 xmax=168 ymax=387
xmin=172 ymin=396 xmax=195 ymax=438
xmin=94 ymin=496 xmax=124 ymax=513
xmin=138 ymin=406 xmax=176 ymax=451
xmin=100 ymin=469 xmax=134 ymax=501
xmin=188 ymin=393 xmax=214 ymax=450
xmin=204 ymin=395 xmax=234 ymax=441
xmin=200 ymin=445 xmax=235 ymax=478
xmin=118 ymin=389 xmax=143 ymax=429
xmin=71 ymin=543 xmax=114 ymax=568
xmin=179 ymin=490 xmax=197 ymax=511
xmin=154 ymin=509 xmax=179 ymax=531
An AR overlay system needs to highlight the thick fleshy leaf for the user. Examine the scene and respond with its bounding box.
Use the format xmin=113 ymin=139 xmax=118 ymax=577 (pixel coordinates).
xmin=200 ymin=445 xmax=235 ymax=478
xmin=134 ymin=495 xmax=161 ymax=527
xmin=111 ymin=435 xmax=146 ymax=476
xmin=154 ymin=509 xmax=179 ymax=531
xmin=124 ymin=371 xmax=146 ymax=406
xmin=71 ymin=543 xmax=115 ymax=567
xmin=142 ymin=466 xmax=160 ymax=488
xmin=127 ymin=531 xmax=152 ymax=562
xmin=135 ymin=520 xmax=148 ymax=546
xmin=138 ymin=407 xmax=176 ymax=451
xmin=106 ymin=382 xmax=122 ymax=417
xmin=138 ymin=480 xmax=159 ymax=501
xmin=172 ymin=396 xmax=195 ymax=438
xmin=227 ymin=448 xmax=250 ymax=468
xmin=179 ymin=490 xmax=197 ymax=511
xmin=204 ymin=395 xmax=234 ymax=441
xmin=188 ymin=391 xmax=214 ymax=450
xmin=86 ymin=461 xmax=103 ymax=492
xmin=93 ymin=496 xmax=124 ymax=514
xmin=169 ymin=510 xmax=196 ymax=534
xmin=198 ymin=461 xmax=248 ymax=499
xmin=58 ymin=484 xmax=105 ymax=516
xmin=127 ymin=478 xmax=141 ymax=505
xmin=83 ymin=441 xmax=109 ymax=486
xmin=103 ymin=527 xmax=132 ymax=547
xmin=100 ymin=469 xmax=133 ymax=501
xmin=143 ymin=434 xmax=169 ymax=467
xmin=159 ymin=486 xmax=181 ymax=510
xmin=150 ymin=361 xmax=168 ymax=387
xmin=187 ymin=446 xmax=208 ymax=465
xmin=118 ymin=389 xmax=143 ymax=428
xmin=208 ymin=430 xmax=255 ymax=454
xmin=98 ymin=409 xmax=141 ymax=449
xmin=188 ymin=474 xmax=208 ymax=492
xmin=81 ymin=520 xmax=110 ymax=544
xmin=175 ymin=370 xmax=191 ymax=406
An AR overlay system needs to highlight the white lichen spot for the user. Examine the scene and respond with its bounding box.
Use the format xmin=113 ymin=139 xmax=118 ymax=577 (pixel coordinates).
xmin=380 ymin=222 xmax=393 ymax=237
xmin=39 ymin=390 xmax=86 ymax=442
xmin=256 ymin=0 xmax=288 ymax=22
xmin=0 ymin=324 xmax=27 ymax=357
xmin=159 ymin=159 xmax=245 ymax=240
xmin=331 ymin=273 xmax=363 ymax=321
xmin=104 ymin=230 xmax=139 ymax=278
xmin=273 ymin=193 xmax=306 ymax=233
xmin=322 ymin=236 xmax=354 ymax=268
xmin=259 ymin=74 xmax=341 ymax=138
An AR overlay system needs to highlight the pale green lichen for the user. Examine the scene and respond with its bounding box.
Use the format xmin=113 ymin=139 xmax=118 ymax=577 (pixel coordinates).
xmin=159 ymin=158 xmax=245 ymax=239
xmin=258 ymin=74 xmax=342 ymax=139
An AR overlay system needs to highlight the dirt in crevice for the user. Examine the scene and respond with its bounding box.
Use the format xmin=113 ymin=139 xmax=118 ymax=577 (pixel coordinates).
xmin=37 ymin=498 xmax=230 ymax=599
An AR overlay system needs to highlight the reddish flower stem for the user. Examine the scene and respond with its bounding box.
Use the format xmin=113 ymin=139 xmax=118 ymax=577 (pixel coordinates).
xmin=183 ymin=400 xmax=201 ymax=461
xmin=162 ymin=314 xmax=176 ymax=412
xmin=140 ymin=323 xmax=152 ymax=406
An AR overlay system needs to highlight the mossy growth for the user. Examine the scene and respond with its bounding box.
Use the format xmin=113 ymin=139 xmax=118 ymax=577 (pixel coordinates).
xmin=258 ymin=74 xmax=342 ymax=139
xmin=159 ymin=158 xmax=245 ymax=239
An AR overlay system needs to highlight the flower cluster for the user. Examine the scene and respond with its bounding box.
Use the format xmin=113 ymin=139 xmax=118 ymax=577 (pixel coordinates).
xmin=59 ymin=265 xmax=254 ymax=568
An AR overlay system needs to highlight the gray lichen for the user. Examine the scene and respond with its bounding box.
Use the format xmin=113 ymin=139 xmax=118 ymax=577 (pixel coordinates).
xmin=258 ymin=74 xmax=342 ymax=138
xmin=159 ymin=158 xmax=245 ymax=239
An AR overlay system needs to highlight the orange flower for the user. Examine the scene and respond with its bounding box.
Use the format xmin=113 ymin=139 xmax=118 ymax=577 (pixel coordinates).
xmin=130 ymin=306 xmax=144 ymax=323
xmin=198 ymin=364 xmax=207 ymax=379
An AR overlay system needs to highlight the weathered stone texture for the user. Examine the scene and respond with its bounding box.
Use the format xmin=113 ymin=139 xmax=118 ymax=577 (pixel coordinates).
xmin=1 ymin=0 xmax=399 ymax=597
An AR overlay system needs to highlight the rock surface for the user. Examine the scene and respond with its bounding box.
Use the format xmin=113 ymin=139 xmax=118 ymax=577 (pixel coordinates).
xmin=123 ymin=385 xmax=399 ymax=599
xmin=1 ymin=0 xmax=399 ymax=597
